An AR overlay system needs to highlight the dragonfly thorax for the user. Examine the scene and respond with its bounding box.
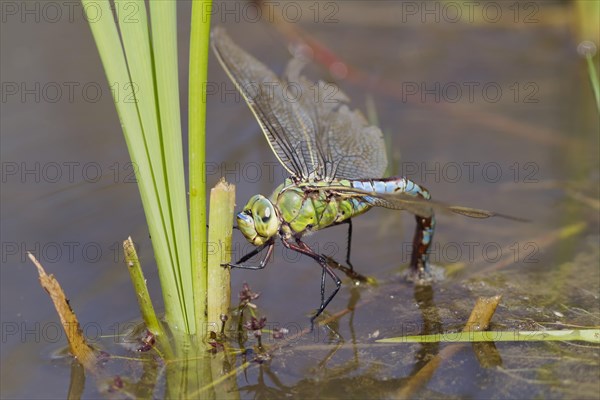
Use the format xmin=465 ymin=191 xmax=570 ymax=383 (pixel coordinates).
xmin=237 ymin=195 xmax=280 ymax=246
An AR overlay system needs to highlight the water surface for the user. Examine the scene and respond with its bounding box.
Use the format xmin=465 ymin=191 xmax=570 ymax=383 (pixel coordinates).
xmin=1 ymin=1 xmax=598 ymax=398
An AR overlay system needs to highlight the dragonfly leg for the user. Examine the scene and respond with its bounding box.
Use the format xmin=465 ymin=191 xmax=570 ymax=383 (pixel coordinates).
xmin=282 ymin=238 xmax=342 ymax=326
xmin=320 ymin=268 xmax=327 ymax=309
xmin=224 ymin=240 xmax=274 ymax=270
xmin=319 ymin=219 xmax=371 ymax=282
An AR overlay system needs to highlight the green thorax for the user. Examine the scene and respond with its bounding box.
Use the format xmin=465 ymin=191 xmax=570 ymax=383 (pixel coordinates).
xmin=270 ymin=178 xmax=371 ymax=237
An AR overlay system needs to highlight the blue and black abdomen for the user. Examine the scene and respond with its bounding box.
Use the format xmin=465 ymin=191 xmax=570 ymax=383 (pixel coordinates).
xmin=350 ymin=177 xmax=431 ymax=200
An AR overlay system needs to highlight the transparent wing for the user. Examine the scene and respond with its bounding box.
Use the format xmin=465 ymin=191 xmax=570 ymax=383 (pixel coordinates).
xmin=211 ymin=28 xmax=318 ymax=178
xmin=284 ymin=58 xmax=388 ymax=180
xmin=325 ymin=186 xmax=527 ymax=221
xmin=212 ymin=28 xmax=387 ymax=181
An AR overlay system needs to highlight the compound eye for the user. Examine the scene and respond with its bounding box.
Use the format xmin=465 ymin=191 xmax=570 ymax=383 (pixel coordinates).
xmin=261 ymin=206 xmax=271 ymax=222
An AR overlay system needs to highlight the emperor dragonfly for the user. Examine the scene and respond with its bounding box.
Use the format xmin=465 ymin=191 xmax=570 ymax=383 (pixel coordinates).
xmin=212 ymin=28 xmax=513 ymax=323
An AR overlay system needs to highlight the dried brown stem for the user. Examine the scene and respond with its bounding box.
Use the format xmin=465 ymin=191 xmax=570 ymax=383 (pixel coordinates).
xmin=28 ymin=253 xmax=97 ymax=372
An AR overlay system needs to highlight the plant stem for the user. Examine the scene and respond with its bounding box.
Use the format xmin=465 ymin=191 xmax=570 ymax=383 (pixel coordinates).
xmin=29 ymin=253 xmax=97 ymax=372
xmin=189 ymin=0 xmax=213 ymax=332
xmin=585 ymin=54 xmax=600 ymax=113
xmin=207 ymin=180 xmax=236 ymax=334
xmin=123 ymin=237 xmax=165 ymax=338
xmin=149 ymin=0 xmax=195 ymax=334
xmin=82 ymin=0 xmax=187 ymax=331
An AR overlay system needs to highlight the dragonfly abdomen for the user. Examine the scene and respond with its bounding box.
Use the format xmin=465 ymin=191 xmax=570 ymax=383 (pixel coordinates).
xmin=350 ymin=177 xmax=431 ymax=199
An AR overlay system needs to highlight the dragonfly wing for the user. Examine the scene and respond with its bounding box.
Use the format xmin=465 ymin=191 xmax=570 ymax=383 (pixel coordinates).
xmin=326 ymin=186 xmax=525 ymax=221
xmin=364 ymin=193 xmax=527 ymax=220
xmin=362 ymin=194 xmax=434 ymax=218
xmin=323 ymin=106 xmax=388 ymax=180
xmin=211 ymin=28 xmax=319 ymax=178
xmin=285 ymin=59 xmax=388 ymax=180
xmin=213 ymin=28 xmax=388 ymax=181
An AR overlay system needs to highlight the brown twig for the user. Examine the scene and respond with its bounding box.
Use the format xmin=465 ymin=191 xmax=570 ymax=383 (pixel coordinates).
xmin=28 ymin=253 xmax=98 ymax=372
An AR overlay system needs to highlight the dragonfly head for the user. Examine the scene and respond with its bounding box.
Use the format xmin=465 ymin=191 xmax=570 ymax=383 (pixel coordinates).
xmin=237 ymin=195 xmax=279 ymax=246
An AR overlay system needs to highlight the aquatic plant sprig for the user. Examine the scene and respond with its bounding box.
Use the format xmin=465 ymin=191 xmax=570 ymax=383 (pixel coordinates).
xmin=239 ymin=282 xmax=261 ymax=309
xmin=232 ymin=282 xmax=275 ymax=361
xmin=243 ymin=317 xmax=272 ymax=363
xmin=82 ymin=0 xmax=194 ymax=334
xmin=236 ymin=282 xmax=261 ymax=334
xmin=244 ymin=317 xmax=267 ymax=349
xmin=82 ymin=0 xmax=230 ymax=342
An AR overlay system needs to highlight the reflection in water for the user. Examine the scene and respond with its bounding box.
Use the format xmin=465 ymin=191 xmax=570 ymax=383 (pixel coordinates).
xmin=315 ymin=286 xmax=362 ymax=374
xmin=410 ymin=285 xmax=442 ymax=375
xmin=472 ymin=341 xmax=503 ymax=369
xmin=238 ymin=366 xmax=290 ymax=399
xmin=67 ymin=360 xmax=86 ymax=400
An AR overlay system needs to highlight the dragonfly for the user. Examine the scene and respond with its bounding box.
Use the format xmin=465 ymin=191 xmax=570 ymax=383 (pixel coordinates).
xmin=212 ymin=28 xmax=517 ymax=323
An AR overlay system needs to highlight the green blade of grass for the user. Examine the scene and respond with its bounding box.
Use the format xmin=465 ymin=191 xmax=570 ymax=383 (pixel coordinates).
xmin=149 ymin=0 xmax=194 ymax=334
xmin=585 ymin=54 xmax=600 ymax=113
xmin=114 ymin=0 xmax=174 ymax=249
xmin=574 ymin=0 xmax=600 ymax=112
xmin=114 ymin=0 xmax=185 ymax=329
xmin=377 ymin=329 xmax=600 ymax=343
xmin=82 ymin=0 xmax=186 ymax=330
xmin=115 ymin=0 xmax=189 ymax=332
xmin=189 ymin=0 xmax=212 ymax=332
